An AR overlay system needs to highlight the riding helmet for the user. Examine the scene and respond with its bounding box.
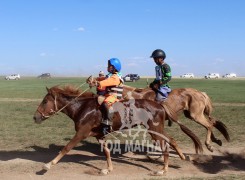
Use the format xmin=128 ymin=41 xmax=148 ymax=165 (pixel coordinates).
xmin=150 ymin=49 xmax=166 ymax=60
xmin=108 ymin=58 xmax=121 ymax=72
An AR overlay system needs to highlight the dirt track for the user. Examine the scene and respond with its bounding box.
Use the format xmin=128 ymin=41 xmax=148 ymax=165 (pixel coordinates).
xmin=0 ymin=145 xmax=245 ymax=180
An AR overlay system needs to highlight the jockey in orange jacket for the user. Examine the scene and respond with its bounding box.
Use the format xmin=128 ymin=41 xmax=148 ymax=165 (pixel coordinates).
xmin=90 ymin=58 xmax=123 ymax=135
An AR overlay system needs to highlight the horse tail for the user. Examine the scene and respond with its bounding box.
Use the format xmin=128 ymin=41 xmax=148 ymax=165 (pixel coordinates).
xmin=212 ymin=118 xmax=230 ymax=142
xmin=201 ymin=92 xmax=213 ymax=117
xmin=178 ymin=122 xmax=203 ymax=154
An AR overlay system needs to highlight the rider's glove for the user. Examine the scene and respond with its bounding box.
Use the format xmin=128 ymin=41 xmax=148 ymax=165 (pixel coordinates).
xmin=86 ymin=76 xmax=98 ymax=88
xmin=149 ymin=82 xmax=154 ymax=89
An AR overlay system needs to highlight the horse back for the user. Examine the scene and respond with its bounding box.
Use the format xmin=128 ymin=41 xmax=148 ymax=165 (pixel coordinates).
xmin=110 ymin=99 xmax=166 ymax=130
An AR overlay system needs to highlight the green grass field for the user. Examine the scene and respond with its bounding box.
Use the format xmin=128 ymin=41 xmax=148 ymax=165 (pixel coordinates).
xmin=0 ymin=77 xmax=245 ymax=102
xmin=0 ymin=77 xmax=245 ymax=151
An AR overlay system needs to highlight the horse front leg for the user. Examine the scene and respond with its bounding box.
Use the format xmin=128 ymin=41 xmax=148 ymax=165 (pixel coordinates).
xmin=98 ymin=139 xmax=113 ymax=175
xmin=154 ymin=140 xmax=170 ymax=175
xmin=43 ymin=133 xmax=85 ymax=170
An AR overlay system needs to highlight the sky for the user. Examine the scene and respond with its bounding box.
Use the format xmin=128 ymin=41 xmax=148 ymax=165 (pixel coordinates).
xmin=0 ymin=0 xmax=245 ymax=77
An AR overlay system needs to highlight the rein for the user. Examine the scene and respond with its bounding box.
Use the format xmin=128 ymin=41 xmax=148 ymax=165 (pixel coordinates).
xmin=40 ymin=86 xmax=90 ymax=119
xmin=54 ymin=87 xmax=90 ymax=115
xmin=76 ymin=82 xmax=87 ymax=90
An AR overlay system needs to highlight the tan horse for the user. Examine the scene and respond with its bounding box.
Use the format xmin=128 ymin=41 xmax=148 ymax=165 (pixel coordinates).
xmin=122 ymin=85 xmax=230 ymax=152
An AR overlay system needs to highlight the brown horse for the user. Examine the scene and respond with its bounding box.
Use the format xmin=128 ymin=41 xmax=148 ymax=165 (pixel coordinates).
xmin=122 ymin=84 xmax=230 ymax=152
xmin=33 ymin=85 xmax=203 ymax=175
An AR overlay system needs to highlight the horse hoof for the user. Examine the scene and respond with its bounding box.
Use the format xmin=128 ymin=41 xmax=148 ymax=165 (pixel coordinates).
xmin=207 ymin=146 xmax=214 ymax=152
xmin=100 ymin=169 xmax=109 ymax=175
xmin=43 ymin=163 xmax=51 ymax=170
xmin=217 ymin=140 xmax=222 ymax=146
xmin=185 ymin=155 xmax=192 ymax=161
xmin=153 ymin=170 xmax=166 ymax=176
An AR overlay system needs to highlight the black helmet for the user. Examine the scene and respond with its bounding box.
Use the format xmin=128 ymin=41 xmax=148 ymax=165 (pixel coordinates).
xmin=150 ymin=49 xmax=166 ymax=59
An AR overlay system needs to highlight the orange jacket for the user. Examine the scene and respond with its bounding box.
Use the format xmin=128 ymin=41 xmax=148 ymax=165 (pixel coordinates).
xmin=99 ymin=74 xmax=121 ymax=89
xmin=96 ymin=77 xmax=106 ymax=91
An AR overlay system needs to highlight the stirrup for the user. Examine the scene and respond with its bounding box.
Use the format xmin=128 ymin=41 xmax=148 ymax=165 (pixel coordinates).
xmin=102 ymin=124 xmax=112 ymax=135
xmin=101 ymin=119 xmax=112 ymax=126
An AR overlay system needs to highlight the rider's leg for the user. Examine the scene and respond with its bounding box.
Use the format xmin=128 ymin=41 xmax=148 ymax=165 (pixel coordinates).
xmin=156 ymin=86 xmax=172 ymax=126
xmin=156 ymin=86 xmax=171 ymax=102
xmin=100 ymin=102 xmax=112 ymax=135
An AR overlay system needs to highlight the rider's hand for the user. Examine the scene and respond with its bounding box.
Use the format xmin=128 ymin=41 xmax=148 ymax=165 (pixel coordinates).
xmin=89 ymin=79 xmax=98 ymax=87
xmin=149 ymin=82 xmax=154 ymax=89
xmin=86 ymin=76 xmax=98 ymax=88
xmin=86 ymin=75 xmax=93 ymax=84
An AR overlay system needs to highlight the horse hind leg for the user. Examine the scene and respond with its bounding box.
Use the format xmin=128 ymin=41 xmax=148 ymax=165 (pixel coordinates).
xmin=191 ymin=113 xmax=215 ymax=152
xmin=188 ymin=110 xmax=222 ymax=146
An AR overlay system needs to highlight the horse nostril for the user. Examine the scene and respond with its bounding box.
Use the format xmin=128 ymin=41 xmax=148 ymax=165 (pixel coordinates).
xmin=33 ymin=116 xmax=36 ymax=121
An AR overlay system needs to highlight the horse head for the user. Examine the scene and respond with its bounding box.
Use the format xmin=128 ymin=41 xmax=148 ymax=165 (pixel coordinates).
xmin=33 ymin=85 xmax=96 ymax=124
xmin=33 ymin=87 xmax=58 ymax=124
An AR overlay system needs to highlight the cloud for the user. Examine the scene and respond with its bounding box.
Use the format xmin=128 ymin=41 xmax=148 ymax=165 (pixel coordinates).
xmin=170 ymin=63 xmax=188 ymax=69
xmin=77 ymin=27 xmax=85 ymax=32
xmin=145 ymin=9 xmax=151 ymax=13
xmin=126 ymin=62 xmax=138 ymax=67
xmin=212 ymin=57 xmax=225 ymax=65
xmin=94 ymin=64 xmax=107 ymax=70
xmin=52 ymin=27 xmax=59 ymax=31
xmin=127 ymin=56 xmax=151 ymax=63
xmin=40 ymin=52 xmax=47 ymax=57
xmin=39 ymin=52 xmax=55 ymax=57
xmin=131 ymin=56 xmax=144 ymax=60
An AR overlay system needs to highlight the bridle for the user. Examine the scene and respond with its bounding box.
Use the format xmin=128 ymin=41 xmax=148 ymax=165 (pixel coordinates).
xmin=38 ymin=86 xmax=90 ymax=120
xmin=37 ymin=95 xmax=59 ymax=119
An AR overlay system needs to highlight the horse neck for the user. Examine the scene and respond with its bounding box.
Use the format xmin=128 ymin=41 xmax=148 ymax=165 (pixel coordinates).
xmin=56 ymin=95 xmax=95 ymax=121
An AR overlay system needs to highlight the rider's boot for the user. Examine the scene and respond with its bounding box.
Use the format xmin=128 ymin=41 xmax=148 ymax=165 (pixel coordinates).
xmin=100 ymin=102 xmax=112 ymax=135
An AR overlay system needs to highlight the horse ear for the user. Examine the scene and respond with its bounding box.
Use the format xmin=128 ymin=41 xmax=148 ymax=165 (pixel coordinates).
xmin=46 ymin=87 xmax=51 ymax=93
xmin=46 ymin=87 xmax=56 ymax=99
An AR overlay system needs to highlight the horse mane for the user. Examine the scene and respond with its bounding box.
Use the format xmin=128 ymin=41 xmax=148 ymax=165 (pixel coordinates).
xmin=50 ymin=85 xmax=95 ymax=98
xmin=123 ymin=84 xmax=151 ymax=93
xmin=123 ymin=84 xmax=136 ymax=91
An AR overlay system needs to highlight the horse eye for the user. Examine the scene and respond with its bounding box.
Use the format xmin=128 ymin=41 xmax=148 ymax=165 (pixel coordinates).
xmin=42 ymin=99 xmax=47 ymax=104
